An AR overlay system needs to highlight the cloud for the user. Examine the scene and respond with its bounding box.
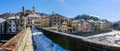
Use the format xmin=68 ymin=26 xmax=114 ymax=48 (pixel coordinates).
xmin=56 ymin=0 xmax=64 ymax=3
xmin=59 ymin=0 xmax=64 ymax=2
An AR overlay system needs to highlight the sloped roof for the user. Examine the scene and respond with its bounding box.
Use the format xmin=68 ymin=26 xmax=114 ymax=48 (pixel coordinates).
xmin=27 ymin=14 xmax=40 ymax=17
xmin=7 ymin=16 xmax=20 ymax=19
xmin=0 ymin=18 xmax=6 ymax=23
xmin=72 ymin=20 xmax=79 ymax=22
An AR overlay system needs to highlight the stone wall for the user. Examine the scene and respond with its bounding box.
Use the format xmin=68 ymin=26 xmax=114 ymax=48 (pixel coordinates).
xmin=41 ymin=28 xmax=120 ymax=51
xmin=0 ymin=27 xmax=31 ymax=51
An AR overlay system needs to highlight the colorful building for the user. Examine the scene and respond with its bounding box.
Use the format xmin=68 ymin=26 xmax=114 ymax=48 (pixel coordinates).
xmin=95 ymin=21 xmax=104 ymax=30
xmin=60 ymin=19 xmax=68 ymax=32
xmin=49 ymin=14 xmax=63 ymax=27
xmin=49 ymin=14 xmax=69 ymax=33
xmin=40 ymin=14 xmax=49 ymax=27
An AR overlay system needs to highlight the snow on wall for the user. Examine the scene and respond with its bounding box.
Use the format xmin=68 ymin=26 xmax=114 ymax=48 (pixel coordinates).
xmin=32 ymin=29 xmax=66 ymax=51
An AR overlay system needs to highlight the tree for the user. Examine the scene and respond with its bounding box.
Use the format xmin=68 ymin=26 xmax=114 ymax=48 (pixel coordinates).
xmin=73 ymin=14 xmax=100 ymax=21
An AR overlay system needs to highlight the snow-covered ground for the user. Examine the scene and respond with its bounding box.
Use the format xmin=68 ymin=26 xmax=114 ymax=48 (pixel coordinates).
xmin=32 ymin=29 xmax=66 ymax=51
xmin=86 ymin=30 xmax=120 ymax=46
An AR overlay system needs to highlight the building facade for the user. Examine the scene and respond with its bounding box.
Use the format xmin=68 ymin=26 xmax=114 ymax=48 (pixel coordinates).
xmin=49 ymin=14 xmax=70 ymax=32
xmin=27 ymin=14 xmax=41 ymax=29
xmin=49 ymin=14 xmax=63 ymax=27
xmin=0 ymin=18 xmax=6 ymax=34
xmin=60 ymin=19 xmax=68 ymax=32
xmin=40 ymin=14 xmax=49 ymax=27
xmin=6 ymin=16 xmax=27 ymax=33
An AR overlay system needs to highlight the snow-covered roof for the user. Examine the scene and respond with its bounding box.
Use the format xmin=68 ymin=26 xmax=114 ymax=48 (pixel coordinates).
xmin=72 ymin=20 xmax=79 ymax=22
xmin=0 ymin=18 xmax=6 ymax=23
xmin=87 ymin=20 xmax=95 ymax=22
xmin=95 ymin=21 xmax=104 ymax=23
xmin=90 ymin=15 xmax=100 ymax=18
xmin=7 ymin=16 xmax=20 ymax=19
xmin=27 ymin=14 xmax=40 ymax=17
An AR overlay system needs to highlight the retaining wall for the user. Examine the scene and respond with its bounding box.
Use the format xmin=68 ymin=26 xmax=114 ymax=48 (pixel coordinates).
xmin=41 ymin=28 xmax=120 ymax=51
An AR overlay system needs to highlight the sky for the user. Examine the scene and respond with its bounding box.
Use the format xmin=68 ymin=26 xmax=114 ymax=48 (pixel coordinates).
xmin=0 ymin=0 xmax=120 ymax=22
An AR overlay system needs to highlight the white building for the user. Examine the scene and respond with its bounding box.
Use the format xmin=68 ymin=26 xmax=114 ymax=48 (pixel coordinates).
xmin=27 ymin=14 xmax=41 ymax=29
xmin=7 ymin=17 xmax=18 ymax=33
xmin=6 ymin=16 xmax=27 ymax=33
xmin=0 ymin=18 xmax=6 ymax=34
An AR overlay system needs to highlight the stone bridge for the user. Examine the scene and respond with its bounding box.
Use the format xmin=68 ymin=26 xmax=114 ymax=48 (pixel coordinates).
xmin=0 ymin=28 xmax=33 ymax=51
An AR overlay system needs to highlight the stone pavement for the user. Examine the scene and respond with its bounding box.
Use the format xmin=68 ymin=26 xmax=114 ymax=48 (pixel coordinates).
xmin=24 ymin=29 xmax=34 ymax=51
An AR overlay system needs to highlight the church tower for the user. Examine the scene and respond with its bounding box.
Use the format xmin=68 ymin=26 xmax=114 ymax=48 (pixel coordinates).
xmin=22 ymin=6 xmax=25 ymax=12
xmin=32 ymin=6 xmax=35 ymax=13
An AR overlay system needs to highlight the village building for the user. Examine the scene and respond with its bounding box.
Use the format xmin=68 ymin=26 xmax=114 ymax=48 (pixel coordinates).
xmin=0 ymin=18 xmax=6 ymax=34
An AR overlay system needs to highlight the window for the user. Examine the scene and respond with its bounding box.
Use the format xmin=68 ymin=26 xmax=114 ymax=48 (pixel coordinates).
xmin=9 ymin=29 xmax=11 ymax=32
xmin=16 ymin=29 xmax=18 ymax=31
xmin=13 ymin=25 xmax=15 ymax=26
xmin=13 ymin=29 xmax=15 ymax=31
xmin=28 ymin=19 xmax=30 ymax=21
xmin=54 ymin=23 xmax=56 ymax=25
xmin=21 ymin=24 xmax=23 ymax=26
xmin=28 ymin=22 xmax=30 ymax=24
xmin=54 ymin=17 xmax=56 ymax=19
xmin=21 ymin=20 xmax=22 ymax=23
xmin=57 ymin=20 xmax=59 ymax=22
xmin=9 ymin=21 xmax=11 ymax=23
xmin=54 ymin=20 xmax=56 ymax=22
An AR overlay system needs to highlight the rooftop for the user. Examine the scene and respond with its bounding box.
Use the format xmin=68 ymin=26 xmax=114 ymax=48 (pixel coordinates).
xmin=72 ymin=20 xmax=79 ymax=22
xmin=27 ymin=13 xmax=40 ymax=17
xmin=0 ymin=18 xmax=6 ymax=23
xmin=7 ymin=16 xmax=20 ymax=19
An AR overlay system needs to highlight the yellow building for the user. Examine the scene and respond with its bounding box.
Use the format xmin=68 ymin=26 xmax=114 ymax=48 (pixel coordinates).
xmin=49 ymin=14 xmax=63 ymax=27
xmin=60 ymin=19 xmax=68 ymax=32
xmin=71 ymin=22 xmax=78 ymax=28
xmin=96 ymin=21 xmax=104 ymax=30
xmin=49 ymin=14 xmax=70 ymax=32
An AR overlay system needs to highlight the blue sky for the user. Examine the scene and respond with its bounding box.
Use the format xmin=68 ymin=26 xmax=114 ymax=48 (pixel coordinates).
xmin=0 ymin=0 xmax=120 ymax=22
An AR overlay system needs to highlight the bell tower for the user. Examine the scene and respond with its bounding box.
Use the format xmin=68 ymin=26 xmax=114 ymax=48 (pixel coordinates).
xmin=32 ymin=6 xmax=35 ymax=13
xmin=22 ymin=6 xmax=25 ymax=12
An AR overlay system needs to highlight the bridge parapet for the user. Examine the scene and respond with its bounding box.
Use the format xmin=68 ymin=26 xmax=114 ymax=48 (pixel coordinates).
xmin=41 ymin=28 xmax=120 ymax=51
xmin=0 ymin=28 xmax=31 ymax=51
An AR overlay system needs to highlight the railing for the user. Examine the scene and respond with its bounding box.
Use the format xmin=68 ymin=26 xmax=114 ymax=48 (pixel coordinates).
xmin=0 ymin=27 xmax=31 ymax=51
xmin=41 ymin=28 xmax=120 ymax=51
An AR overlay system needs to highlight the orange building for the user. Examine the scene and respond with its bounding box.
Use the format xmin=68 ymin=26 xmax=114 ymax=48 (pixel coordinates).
xmin=40 ymin=14 xmax=49 ymax=27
